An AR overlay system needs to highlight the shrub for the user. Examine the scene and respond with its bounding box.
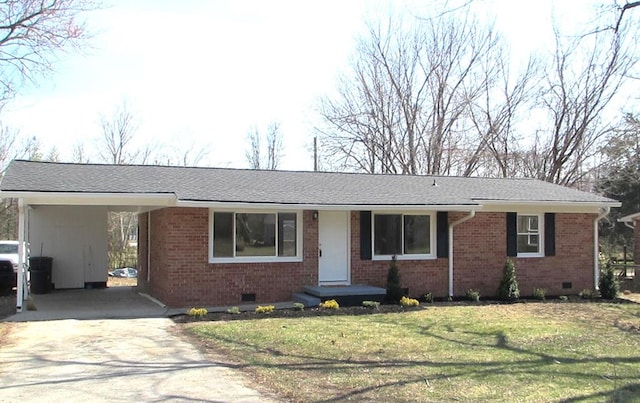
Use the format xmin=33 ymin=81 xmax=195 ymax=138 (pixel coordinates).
xmin=599 ymin=263 xmax=619 ymax=300
xmin=559 ymin=295 xmax=569 ymax=302
xmin=422 ymin=292 xmax=434 ymax=303
xmin=466 ymin=289 xmax=480 ymax=302
xmin=255 ymin=305 xmax=275 ymax=314
xmin=226 ymin=306 xmax=240 ymax=314
xmin=400 ymin=296 xmax=420 ymax=307
xmin=293 ymin=302 xmax=305 ymax=311
xmin=578 ymin=289 xmax=598 ymax=300
xmin=362 ymin=300 xmax=380 ymax=310
xmin=386 ymin=255 xmax=403 ymax=303
xmin=188 ymin=307 xmax=208 ymax=318
xmin=319 ymin=299 xmax=339 ymax=310
xmin=532 ymin=288 xmax=546 ymax=301
xmin=498 ymin=259 xmax=520 ymax=301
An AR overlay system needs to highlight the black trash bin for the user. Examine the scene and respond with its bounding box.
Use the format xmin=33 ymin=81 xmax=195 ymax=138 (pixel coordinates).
xmin=29 ymin=256 xmax=53 ymax=294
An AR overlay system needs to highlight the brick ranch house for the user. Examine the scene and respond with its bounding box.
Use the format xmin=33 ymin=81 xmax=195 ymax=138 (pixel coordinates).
xmin=0 ymin=160 xmax=620 ymax=309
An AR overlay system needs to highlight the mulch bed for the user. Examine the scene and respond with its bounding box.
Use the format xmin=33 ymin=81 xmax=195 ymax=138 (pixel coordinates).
xmin=171 ymin=295 xmax=640 ymax=324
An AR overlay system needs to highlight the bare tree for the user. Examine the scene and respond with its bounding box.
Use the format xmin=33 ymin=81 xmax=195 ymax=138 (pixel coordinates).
xmin=525 ymin=17 xmax=637 ymax=186
xmin=0 ymin=0 xmax=92 ymax=105
xmin=97 ymin=101 xmax=139 ymax=164
xmin=155 ymin=139 xmax=210 ymax=167
xmin=96 ymin=101 xmax=143 ymax=270
xmin=71 ymin=141 xmax=89 ymax=163
xmin=466 ymin=52 xmax=540 ymax=177
xmin=317 ymin=11 xmax=501 ymax=175
xmin=245 ymin=126 xmax=261 ymax=169
xmin=245 ymin=122 xmax=284 ymax=170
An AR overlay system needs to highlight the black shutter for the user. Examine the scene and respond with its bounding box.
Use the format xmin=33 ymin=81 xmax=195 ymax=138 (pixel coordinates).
xmin=506 ymin=212 xmax=517 ymax=257
xmin=437 ymin=211 xmax=448 ymax=258
xmin=360 ymin=211 xmax=372 ymax=260
xmin=545 ymin=213 xmax=556 ymax=256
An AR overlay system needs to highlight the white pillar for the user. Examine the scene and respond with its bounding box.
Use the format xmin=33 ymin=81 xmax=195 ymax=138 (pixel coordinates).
xmin=16 ymin=199 xmax=28 ymax=312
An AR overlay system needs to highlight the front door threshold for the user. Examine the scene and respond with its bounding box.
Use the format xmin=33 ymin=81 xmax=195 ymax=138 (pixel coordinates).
xmin=319 ymin=281 xmax=350 ymax=286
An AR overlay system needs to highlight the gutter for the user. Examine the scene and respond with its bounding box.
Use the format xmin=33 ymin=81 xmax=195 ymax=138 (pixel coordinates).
xmin=448 ymin=210 xmax=476 ymax=297
xmin=594 ymin=207 xmax=611 ymax=289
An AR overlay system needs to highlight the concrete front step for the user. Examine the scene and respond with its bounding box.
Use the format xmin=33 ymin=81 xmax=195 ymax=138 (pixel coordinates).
xmin=299 ymin=285 xmax=387 ymax=307
xmin=292 ymin=293 xmax=321 ymax=307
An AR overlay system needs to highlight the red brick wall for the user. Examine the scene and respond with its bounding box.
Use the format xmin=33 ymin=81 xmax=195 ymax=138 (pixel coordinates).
xmin=137 ymin=212 xmax=149 ymax=292
xmin=350 ymin=211 xmax=596 ymax=299
xmin=139 ymin=208 xmax=318 ymax=307
xmin=139 ymin=208 xmax=597 ymax=307
xmin=453 ymin=212 xmax=595 ymax=297
xmin=350 ymin=211 xmax=449 ymax=298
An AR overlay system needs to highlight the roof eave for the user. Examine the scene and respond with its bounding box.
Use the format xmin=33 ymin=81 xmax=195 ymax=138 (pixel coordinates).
xmin=477 ymin=199 xmax=621 ymax=213
xmin=175 ymin=200 xmax=482 ymax=211
xmin=0 ymin=191 xmax=177 ymax=207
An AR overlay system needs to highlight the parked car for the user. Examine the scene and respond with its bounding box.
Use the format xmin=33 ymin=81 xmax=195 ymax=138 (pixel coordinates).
xmin=0 ymin=240 xmax=19 ymax=273
xmin=108 ymin=267 xmax=138 ymax=278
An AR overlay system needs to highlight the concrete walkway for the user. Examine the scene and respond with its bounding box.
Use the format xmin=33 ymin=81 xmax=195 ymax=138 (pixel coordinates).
xmin=0 ymin=317 xmax=280 ymax=402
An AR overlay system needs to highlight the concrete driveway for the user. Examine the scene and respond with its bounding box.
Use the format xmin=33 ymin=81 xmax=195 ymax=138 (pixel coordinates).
xmin=0 ymin=317 xmax=280 ymax=402
xmin=3 ymin=287 xmax=171 ymax=322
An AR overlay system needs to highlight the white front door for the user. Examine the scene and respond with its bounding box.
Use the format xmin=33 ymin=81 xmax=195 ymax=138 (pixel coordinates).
xmin=318 ymin=211 xmax=350 ymax=284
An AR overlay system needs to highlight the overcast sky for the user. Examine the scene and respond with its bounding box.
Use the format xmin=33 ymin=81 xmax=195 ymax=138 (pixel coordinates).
xmin=2 ymin=0 xmax=601 ymax=170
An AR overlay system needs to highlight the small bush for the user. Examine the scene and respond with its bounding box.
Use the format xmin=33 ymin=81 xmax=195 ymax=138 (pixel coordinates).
xmin=400 ymin=296 xmax=419 ymax=307
xmin=319 ymin=299 xmax=339 ymax=310
xmin=188 ymin=307 xmax=208 ymax=318
xmin=293 ymin=302 xmax=305 ymax=311
xmin=532 ymin=288 xmax=546 ymax=301
xmin=559 ymin=295 xmax=569 ymax=302
xmin=226 ymin=306 xmax=240 ymax=314
xmin=422 ymin=292 xmax=434 ymax=303
xmin=466 ymin=289 xmax=480 ymax=302
xmin=362 ymin=300 xmax=380 ymax=310
xmin=578 ymin=289 xmax=598 ymax=300
xmin=498 ymin=259 xmax=520 ymax=301
xmin=255 ymin=305 xmax=275 ymax=314
xmin=599 ymin=263 xmax=619 ymax=300
xmin=386 ymin=255 xmax=403 ymax=303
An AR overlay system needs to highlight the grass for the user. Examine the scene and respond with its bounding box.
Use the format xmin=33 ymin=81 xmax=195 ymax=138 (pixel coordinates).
xmin=187 ymin=301 xmax=640 ymax=402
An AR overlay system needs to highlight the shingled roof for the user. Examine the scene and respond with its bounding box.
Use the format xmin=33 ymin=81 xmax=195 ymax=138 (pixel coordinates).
xmin=0 ymin=160 xmax=618 ymax=208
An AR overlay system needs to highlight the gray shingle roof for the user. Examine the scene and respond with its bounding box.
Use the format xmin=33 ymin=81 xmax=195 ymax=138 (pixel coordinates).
xmin=0 ymin=160 xmax=617 ymax=207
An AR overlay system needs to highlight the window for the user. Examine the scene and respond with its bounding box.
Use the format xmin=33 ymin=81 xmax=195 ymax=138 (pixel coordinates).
xmin=373 ymin=213 xmax=432 ymax=258
xmin=517 ymin=214 xmax=542 ymax=256
xmin=211 ymin=211 xmax=300 ymax=261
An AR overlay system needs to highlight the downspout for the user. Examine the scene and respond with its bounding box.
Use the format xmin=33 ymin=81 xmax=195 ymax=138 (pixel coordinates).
xmin=448 ymin=210 xmax=476 ymax=298
xmin=147 ymin=212 xmax=151 ymax=283
xmin=594 ymin=207 xmax=611 ymax=289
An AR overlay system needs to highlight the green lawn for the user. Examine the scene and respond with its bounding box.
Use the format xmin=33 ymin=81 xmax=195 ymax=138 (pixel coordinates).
xmin=187 ymin=302 xmax=640 ymax=402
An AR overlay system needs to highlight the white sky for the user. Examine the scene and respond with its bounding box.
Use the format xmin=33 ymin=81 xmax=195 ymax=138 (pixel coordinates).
xmin=2 ymin=0 xmax=603 ymax=171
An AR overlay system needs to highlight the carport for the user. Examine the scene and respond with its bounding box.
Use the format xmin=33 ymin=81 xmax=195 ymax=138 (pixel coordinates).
xmin=0 ymin=161 xmax=175 ymax=313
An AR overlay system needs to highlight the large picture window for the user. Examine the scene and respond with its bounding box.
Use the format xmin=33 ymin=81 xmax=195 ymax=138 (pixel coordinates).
xmin=517 ymin=214 xmax=541 ymax=256
xmin=211 ymin=211 xmax=300 ymax=261
xmin=374 ymin=213 xmax=432 ymax=258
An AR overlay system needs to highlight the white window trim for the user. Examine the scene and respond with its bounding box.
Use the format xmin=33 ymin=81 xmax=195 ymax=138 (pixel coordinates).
xmin=517 ymin=213 xmax=544 ymax=258
xmin=372 ymin=211 xmax=436 ymax=261
xmin=208 ymin=210 xmax=303 ymax=264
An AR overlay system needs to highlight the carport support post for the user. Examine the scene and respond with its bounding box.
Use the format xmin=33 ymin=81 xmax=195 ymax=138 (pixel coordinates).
xmin=16 ymin=199 xmax=28 ymax=312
